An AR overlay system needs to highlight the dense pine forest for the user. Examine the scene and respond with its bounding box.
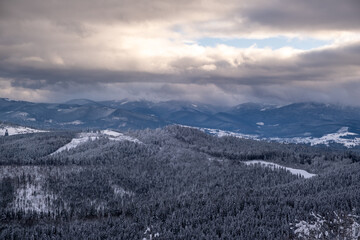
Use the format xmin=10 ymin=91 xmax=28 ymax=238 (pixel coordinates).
xmin=1 ymin=125 xmax=360 ymax=239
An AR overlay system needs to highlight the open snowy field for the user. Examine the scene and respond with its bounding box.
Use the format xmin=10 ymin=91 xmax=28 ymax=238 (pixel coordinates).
xmin=244 ymin=160 xmax=317 ymax=179
xmin=50 ymin=130 xmax=141 ymax=155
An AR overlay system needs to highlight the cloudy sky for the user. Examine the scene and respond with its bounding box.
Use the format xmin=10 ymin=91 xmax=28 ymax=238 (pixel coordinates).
xmin=1 ymin=0 xmax=360 ymax=105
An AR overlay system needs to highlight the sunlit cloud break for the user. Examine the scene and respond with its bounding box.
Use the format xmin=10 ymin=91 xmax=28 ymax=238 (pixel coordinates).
xmin=0 ymin=0 xmax=360 ymax=105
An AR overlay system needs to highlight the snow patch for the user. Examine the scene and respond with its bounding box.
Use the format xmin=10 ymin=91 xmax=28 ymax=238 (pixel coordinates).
xmin=112 ymin=185 xmax=134 ymax=198
xmin=271 ymin=127 xmax=360 ymax=148
xmin=143 ymin=227 xmax=160 ymax=240
xmin=0 ymin=125 xmax=47 ymax=136
xmin=57 ymin=108 xmax=78 ymax=113
xmin=197 ymin=127 xmax=259 ymax=140
xmin=243 ymin=160 xmax=317 ymax=179
xmin=292 ymin=212 xmax=360 ymax=239
xmin=13 ymin=182 xmax=57 ymax=213
xmin=50 ymin=130 xmax=141 ymax=155
xmin=16 ymin=112 xmax=29 ymax=117
xmin=192 ymin=125 xmax=360 ymax=148
xmin=60 ymin=120 xmax=84 ymax=125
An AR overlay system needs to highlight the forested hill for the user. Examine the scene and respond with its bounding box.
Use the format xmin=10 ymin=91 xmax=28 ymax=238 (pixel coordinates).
xmin=1 ymin=125 xmax=360 ymax=239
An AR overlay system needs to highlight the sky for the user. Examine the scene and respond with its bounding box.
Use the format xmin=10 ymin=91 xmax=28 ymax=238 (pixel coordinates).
xmin=0 ymin=0 xmax=360 ymax=106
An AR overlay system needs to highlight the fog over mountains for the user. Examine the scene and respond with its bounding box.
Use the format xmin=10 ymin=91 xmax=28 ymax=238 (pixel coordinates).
xmin=1 ymin=97 xmax=360 ymax=141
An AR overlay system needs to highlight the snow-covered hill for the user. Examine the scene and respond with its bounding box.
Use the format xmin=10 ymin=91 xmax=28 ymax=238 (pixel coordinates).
xmin=50 ymin=130 xmax=141 ymax=155
xmin=244 ymin=160 xmax=317 ymax=179
xmin=196 ymin=126 xmax=360 ymax=148
xmin=0 ymin=124 xmax=46 ymax=136
xmin=271 ymin=127 xmax=360 ymax=148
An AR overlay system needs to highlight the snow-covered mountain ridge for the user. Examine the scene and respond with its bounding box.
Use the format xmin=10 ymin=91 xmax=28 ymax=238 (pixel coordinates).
xmin=0 ymin=123 xmax=47 ymax=136
xmin=50 ymin=130 xmax=141 ymax=155
xmin=194 ymin=126 xmax=360 ymax=148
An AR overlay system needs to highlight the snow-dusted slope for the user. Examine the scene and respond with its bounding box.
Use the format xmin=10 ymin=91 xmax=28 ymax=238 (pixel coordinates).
xmin=179 ymin=125 xmax=259 ymax=140
xmin=243 ymin=160 xmax=317 ymax=179
xmin=0 ymin=124 xmax=47 ymax=136
xmin=51 ymin=130 xmax=141 ymax=155
xmin=272 ymin=127 xmax=360 ymax=148
xmin=193 ymin=125 xmax=360 ymax=148
xmin=292 ymin=212 xmax=360 ymax=239
xmin=201 ymin=127 xmax=259 ymax=140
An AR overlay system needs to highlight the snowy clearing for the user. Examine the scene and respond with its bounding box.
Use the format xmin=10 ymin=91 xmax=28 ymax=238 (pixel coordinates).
xmin=190 ymin=125 xmax=360 ymax=148
xmin=13 ymin=182 xmax=57 ymax=213
xmin=0 ymin=124 xmax=47 ymax=136
xmin=243 ymin=160 xmax=317 ymax=179
xmin=51 ymin=130 xmax=141 ymax=155
xmin=188 ymin=126 xmax=259 ymax=140
xmin=60 ymin=120 xmax=84 ymax=125
xmin=273 ymin=127 xmax=360 ymax=148
xmin=4 ymin=167 xmax=70 ymax=214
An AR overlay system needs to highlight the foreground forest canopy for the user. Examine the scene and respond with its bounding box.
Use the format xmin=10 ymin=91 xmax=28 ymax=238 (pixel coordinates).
xmin=1 ymin=125 xmax=360 ymax=239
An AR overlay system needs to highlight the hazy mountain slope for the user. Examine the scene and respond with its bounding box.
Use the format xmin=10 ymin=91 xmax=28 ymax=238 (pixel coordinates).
xmin=0 ymin=98 xmax=164 ymax=130
xmin=0 ymin=122 xmax=47 ymax=136
xmin=1 ymin=98 xmax=360 ymax=140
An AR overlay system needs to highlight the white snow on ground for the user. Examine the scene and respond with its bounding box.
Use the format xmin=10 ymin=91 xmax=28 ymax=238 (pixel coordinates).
xmin=187 ymin=125 xmax=360 ymax=148
xmin=57 ymin=108 xmax=78 ymax=113
xmin=0 ymin=124 xmax=47 ymax=136
xmin=197 ymin=127 xmax=260 ymax=140
xmin=243 ymin=160 xmax=317 ymax=179
xmin=0 ymin=166 xmax=78 ymax=215
xmin=271 ymin=127 xmax=360 ymax=148
xmin=112 ymin=185 xmax=134 ymax=198
xmin=256 ymin=122 xmax=264 ymax=126
xmin=51 ymin=130 xmax=141 ymax=155
xmin=102 ymin=130 xmax=141 ymax=143
xmin=13 ymin=182 xmax=57 ymax=213
xmin=9 ymin=168 xmax=62 ymax=214
xmin=50 ymin=134 xmax=96 ymax=154
xmin=16 ymin=112 xmax=29 ymax=117
xmin=60 ymin=120 xmax=84 ymax=125
xmin=292 ymin=212 xmax=360 ymax=239
xmin=143 ymin=227 xmax=160 ymax=240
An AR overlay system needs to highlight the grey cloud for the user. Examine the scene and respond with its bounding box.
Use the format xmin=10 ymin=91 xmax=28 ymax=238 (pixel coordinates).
xmin=231 ymin=0 xmax=360 ymax=33
xmin=299 ymin=43 xmax=360 ymax=67
xmin=248 ymin=80 xmax=360 ymax=107
xmin=1 ymin=41 xmax=360 ymax=105
xmin=0 ymin=0 xmax=217 ymax=24
xmin=1 ymin=0 xmax=360 ymax=36
xmin=1 ymin=0 xmax=360 ymax=106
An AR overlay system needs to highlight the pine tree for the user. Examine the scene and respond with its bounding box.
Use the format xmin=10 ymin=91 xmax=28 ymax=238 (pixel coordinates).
xmin=4 ymin=129 xmax=9 ymax=136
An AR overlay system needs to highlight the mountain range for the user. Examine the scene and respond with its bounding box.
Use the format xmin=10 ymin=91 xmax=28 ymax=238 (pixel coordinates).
xmin=1 ymin=98 xmax=360 ymax=139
